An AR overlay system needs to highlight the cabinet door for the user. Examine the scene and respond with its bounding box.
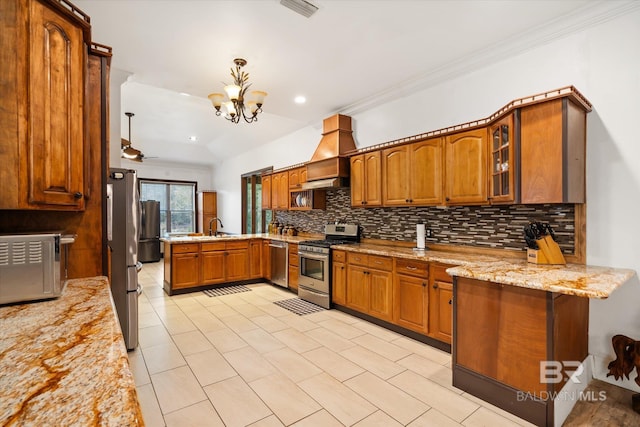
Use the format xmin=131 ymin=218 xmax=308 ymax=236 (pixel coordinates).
xmin=364 ymin=151 xmax=382 ymax=206
xmin=28 ymin=0 xmax=85 ymax=209
xmin=277 ymin=172 xmax=289 ymax=210
xmin=489 ymin=115 xmax=516 ymax=204
xmin=261 ymin=240 xmax=271 ymax=280
xmin=429 ymin=281 xmax=453 ymax=343
xmin=382 ymin=146 xmax=410 ymax=206
xmin=410 ymin=138 xmax=443 ymax=205
xmin=271 ymin=173 xmax=280 ymax=209
xmin=289 ymin=168 xmax=300 ymax=189
xmin=201 ymin=250 xmax=225 ymax=285
xmin=394 ymin=274 xmax=429 ymax=334
xmin=172 ymin=253 xmax=200 ymax=289
xmin=369 ymin=269 xmax=393 ymax=321
xmin=346 ymin=265 xmax=369 ymax=313
xmin=200 ymin=192 xmax=217 ymax=214
xmin=261 ymin=175 xmax=272 ymax=209
xmin=249 ymin=240 xmax=262 ymax=279
xmin=332 ymin=261 xmax=347 ymax=305
xmin=445 ymin=128 xmax=488 ymax=205
xmin=226 ymin=248 xmax=249 ymax=282
xmin=350 ymin=154 xmax=365 ymax=207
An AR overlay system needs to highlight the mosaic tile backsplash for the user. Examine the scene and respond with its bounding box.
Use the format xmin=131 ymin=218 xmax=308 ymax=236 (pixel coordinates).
xmin=275 ymin=188 xmax=575 ymax=254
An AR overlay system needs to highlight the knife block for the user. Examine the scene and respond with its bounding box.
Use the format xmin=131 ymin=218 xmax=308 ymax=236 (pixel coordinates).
xmin=527 ymin=236 xmax=566 ymax=265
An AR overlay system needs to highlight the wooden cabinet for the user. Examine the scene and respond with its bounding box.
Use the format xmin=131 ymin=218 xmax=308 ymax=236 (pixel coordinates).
xmin=350 ymin=151 xmax=382 ymax=207
xmin=489 ymin=114 xmax=516 ymax=204
xmin=393 ymin=258 xmax=429 ymax=334
xmin=0 ymin=0 xmax=89 ymax=210
xmin=331 ymin=250 xmax=347 ymax=305
xmin=444 ymin=128 xmax=488 ymax=205
xmin=249 ymin=239 xmax=262 ymax=279
xmin=288 ymin=167 xmax=306 ymax=189
xmin=225 ymin=241 xmax=250 ymax=282
xmin=428 ymin=263 xmax=454 ymax=344
xmin=261 ymin=174 xmax=272 ymax=210
xmin=201 ymin=242 xmax=226 ymax=285
xmin=289 ymin=189 xmax=326 ymax=210
xmin=382 ymin=138 xmax=443 ymax=206
xmin=170 ymin=243 xmax=201 ymax=290
xmin=288 ymin=242 xmax=299 ymax=291
xmin=197 ymin=191 xmax=218 ymax=235
xmin=261 ymin=240 xmax=271 ymax=280
xmin=271 ymin=171 xmax=289 ymax=210
xmin=453 ymin=276 xmax=589 ymax=426
xmin=520 ymin=98 xmax=586 ymax=204
xmin=345 ymin=253 xmax=393 ymax=321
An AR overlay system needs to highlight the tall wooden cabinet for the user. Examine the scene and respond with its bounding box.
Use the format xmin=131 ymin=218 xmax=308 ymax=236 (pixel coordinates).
xmin=197 ymin=191 xmax=218 ymax=235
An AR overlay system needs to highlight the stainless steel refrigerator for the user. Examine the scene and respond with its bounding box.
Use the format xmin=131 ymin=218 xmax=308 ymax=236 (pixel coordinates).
xmin=138 ymin=200 xmax=161 ymax=263
xmin=107 ymin=168 xmax=141 ymax=350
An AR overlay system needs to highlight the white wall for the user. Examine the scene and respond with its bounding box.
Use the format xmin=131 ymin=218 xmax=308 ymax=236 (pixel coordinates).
xmin=213 ymin=8 xmax=640 ymax=391
xmin=122 ymin=159 xmax=213 ymax=190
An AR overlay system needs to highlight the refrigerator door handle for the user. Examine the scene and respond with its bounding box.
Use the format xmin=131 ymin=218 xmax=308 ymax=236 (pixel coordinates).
xmin=106 ymin=184 xmax=113 ymax=242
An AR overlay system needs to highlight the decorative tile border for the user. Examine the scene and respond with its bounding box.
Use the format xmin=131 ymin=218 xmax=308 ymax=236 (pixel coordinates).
xmin=275 ymin=188 xmax=575 ymax=254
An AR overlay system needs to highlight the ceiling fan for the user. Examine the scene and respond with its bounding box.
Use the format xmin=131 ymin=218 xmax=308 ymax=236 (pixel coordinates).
xmin=121 ymin=112 xmax=145 ymax=162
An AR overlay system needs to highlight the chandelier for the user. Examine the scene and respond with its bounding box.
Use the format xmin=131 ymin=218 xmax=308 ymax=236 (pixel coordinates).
xmin=208 ymin=58 xmax=267 ymax=124
xmin=121 ymin=112 xmax=144 ymax=162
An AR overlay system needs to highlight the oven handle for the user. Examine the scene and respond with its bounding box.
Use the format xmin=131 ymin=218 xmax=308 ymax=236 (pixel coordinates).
xmin=298 ymin=251 xmax=328 ymax=261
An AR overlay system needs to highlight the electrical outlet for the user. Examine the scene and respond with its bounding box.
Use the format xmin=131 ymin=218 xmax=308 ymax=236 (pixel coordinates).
xmin=426 ymin=228 xmax=433 ymax=238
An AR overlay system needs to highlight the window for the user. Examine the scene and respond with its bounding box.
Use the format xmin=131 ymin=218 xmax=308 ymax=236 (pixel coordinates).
xmin=242 ymin=168 xmax=272 ymax=233
xmin=139 ymin=179 xmax=197 ymax=236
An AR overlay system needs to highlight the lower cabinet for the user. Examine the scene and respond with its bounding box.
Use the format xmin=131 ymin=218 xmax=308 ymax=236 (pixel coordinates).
xmin=393 ymin=258 xmax=429 ymax=334
xmin=331 ymin=250 xmax=347 ymax=305
xmin=164 ymin=240 xmax=250 ymax=294
xmin=261 ymin=240 xmax=271 ymax=280
xmin=345 ymin=253 xmax=393 ymax=322
xmin=428 ymin=263 xmax=454 ymax=344
xmin=250 ymin=239 xmax=262 ymax=279
xmin=288 ymin=243 xmax=299 ymax=291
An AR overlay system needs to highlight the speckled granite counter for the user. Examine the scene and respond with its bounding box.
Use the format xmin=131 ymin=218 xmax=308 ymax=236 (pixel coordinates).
xmin=330 ymin=243 xmax=636 ymax=299
xmin=0 ymin=276 xmax=144 ymax=426
xmin=160 ymin=233 xmax=321 ymax=244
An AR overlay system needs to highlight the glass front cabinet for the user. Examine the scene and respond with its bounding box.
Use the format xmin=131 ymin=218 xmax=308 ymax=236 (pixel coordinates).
xmin=489 ymin=114 xmax=517 ymax=203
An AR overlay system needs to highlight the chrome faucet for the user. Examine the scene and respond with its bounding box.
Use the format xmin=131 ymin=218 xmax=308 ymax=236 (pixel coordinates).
xmin=208 ymin=217 xmax=224 ymax=236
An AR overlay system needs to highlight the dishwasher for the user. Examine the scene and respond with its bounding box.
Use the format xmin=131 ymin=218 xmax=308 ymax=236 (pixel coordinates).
xmin=269 ymin=241 xmax=288 ymax=288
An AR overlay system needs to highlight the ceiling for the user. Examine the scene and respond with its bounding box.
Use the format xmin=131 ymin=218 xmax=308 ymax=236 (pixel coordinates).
xmin=72 ymin=0 xmax=617 ymax=166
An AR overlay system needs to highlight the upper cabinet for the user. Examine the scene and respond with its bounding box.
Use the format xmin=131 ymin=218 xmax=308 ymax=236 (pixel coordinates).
xmin=444 ymin=128 xmax=488 ymax=205
xmin=489 ymin=114 xmax=517 ymax=204
xmin=261 ymin=174 xmax=272 ymax=210
xmin=520 ymin=98 xmax=586 ymax=204
xmin=382 ymin=138 xmax=443 ymax=206
xmin=0 ymin=0 xmax=89 ymax=210
xmin=268 ymin=171 xmax=289 ymax=211
xmin=350 ymin=151 xmax=382 ymax=207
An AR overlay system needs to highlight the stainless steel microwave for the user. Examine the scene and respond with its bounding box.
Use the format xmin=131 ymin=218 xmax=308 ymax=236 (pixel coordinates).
xmin=0 ymin=233 xmax=75 ymax=305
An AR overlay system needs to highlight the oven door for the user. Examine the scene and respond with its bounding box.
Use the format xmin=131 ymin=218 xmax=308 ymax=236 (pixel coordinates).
xmin=298 ymin=251 xmax=329 ymax=293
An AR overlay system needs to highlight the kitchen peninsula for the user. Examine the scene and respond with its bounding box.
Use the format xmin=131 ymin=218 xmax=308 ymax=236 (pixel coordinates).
xmin=0 ymin=277 xmax=144 ymax=426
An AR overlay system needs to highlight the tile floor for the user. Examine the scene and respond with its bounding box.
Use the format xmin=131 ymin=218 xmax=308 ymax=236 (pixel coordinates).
xmin=130 ymin=261 xmax=537 ymax=427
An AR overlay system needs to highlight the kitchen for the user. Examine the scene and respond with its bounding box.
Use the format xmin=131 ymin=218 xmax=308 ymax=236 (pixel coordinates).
xmin=1 ymin=1 xmax=640 ymax=426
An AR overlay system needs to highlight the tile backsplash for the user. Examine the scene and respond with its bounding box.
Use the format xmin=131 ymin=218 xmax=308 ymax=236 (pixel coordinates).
xmin=274 ymin=188 xmax=575 ymax=254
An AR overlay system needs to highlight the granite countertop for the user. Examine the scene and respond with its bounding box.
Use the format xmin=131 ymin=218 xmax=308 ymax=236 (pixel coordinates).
xmin=0 ymin=277 xmax=144 ymax=426
xmin=331 ymin=243 xmax=636 ymax=299
xmin=161 ymin=233 xmax=321 ymax=244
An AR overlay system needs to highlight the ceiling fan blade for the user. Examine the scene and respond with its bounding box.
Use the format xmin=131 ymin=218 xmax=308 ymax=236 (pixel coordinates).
xmin=121 ymin=137 xmax=131 ymax=147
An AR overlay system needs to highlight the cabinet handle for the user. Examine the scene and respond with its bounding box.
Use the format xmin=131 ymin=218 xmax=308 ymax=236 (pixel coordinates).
xmin=363 ymin=201 xmax=367 ymax=205
xmin=449 ymin=299 xmax=452 ymax=305
xmin=405 ymin=199 xmax=410 ymax=203
xmin=445 ymin=197 xmax=450 ymax=202
xmin=433 ymin=284 xmax=438 ymax=289
xmin=341 ymin=266 xmax=344 ymax=270
xmin=422 ymin=282 xmax=426 ymax=287
xmin=74 ymin=192 xmax=83 ymax=199
xmin=405 ymin=266 xmax=417 ymax=270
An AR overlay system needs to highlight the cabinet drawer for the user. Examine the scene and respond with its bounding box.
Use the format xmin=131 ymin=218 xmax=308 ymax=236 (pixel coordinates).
xmin=226 ymin=240 xmax=249 ymax=249
xmin=201 ymin=242 xmax=225 ymax=252
xmin=288 ymin=243 xmax=298 ymax=255
xmin=289 ymin=254 xmax=299 ymax=267
xmin=347 ymin=252 xmax=368 ymax=267
xmin=368 ymin=255 xmax=392 ymax=271
xmin=332 ymin=250 xmax=346 ymax=263
xmin=395 ymin=258 xmax=429 ymax=278
xmin=172 ymin=243 xmax=199 ymax=254
xmin=431 ymin=263 xmax=454 ymax=283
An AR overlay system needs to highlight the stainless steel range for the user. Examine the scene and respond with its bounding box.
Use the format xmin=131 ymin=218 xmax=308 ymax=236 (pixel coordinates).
xmin=298 ymin=223 xmax=359 ymax=309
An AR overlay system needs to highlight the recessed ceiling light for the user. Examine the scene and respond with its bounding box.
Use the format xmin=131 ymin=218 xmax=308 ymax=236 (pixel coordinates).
xmin=294 ymin=95 xmax=306 ymax=104
xmin=188 ymin=136 xmax=198 ymax=142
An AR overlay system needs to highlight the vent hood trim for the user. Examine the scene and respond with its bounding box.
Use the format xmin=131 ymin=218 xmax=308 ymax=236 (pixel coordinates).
xmin=300 ymin=177 xmax=349 ymax=190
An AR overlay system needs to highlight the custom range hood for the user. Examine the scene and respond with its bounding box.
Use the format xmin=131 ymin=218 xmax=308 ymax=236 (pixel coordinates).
xmin=301 ymin=114 xmax=356 ymax=190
